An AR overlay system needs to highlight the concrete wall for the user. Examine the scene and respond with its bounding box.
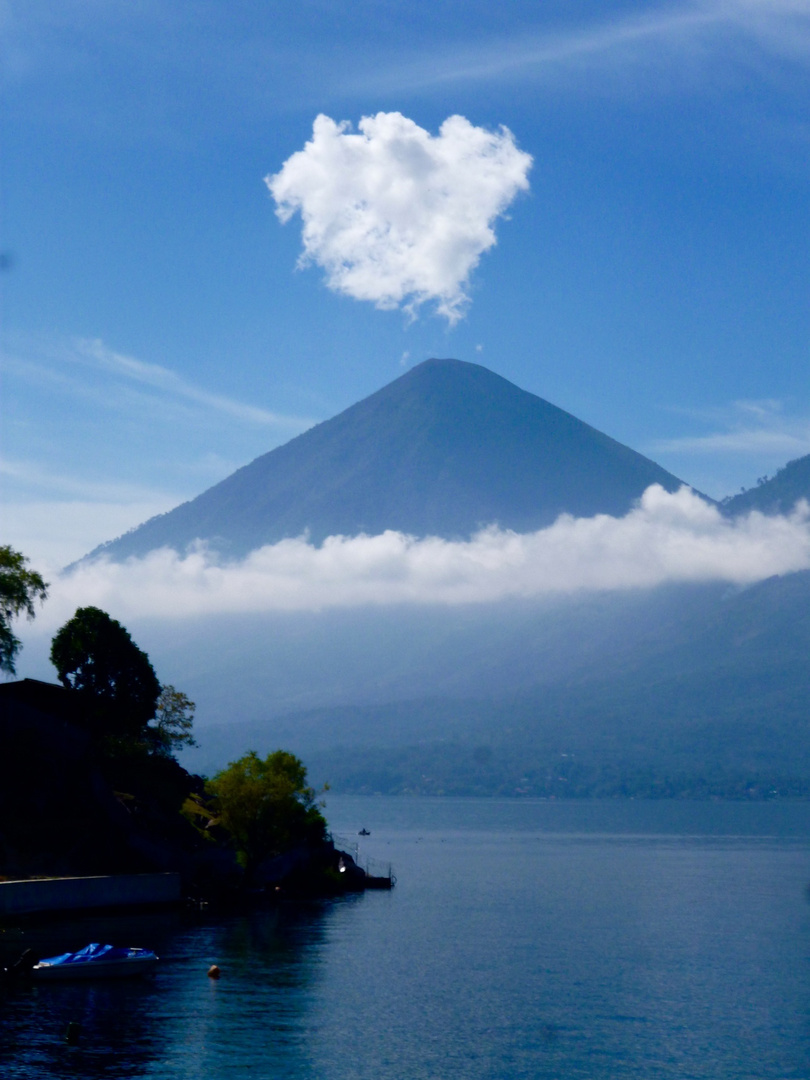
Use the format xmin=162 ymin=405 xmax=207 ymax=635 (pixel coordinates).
xmin=0 ymin=873 xmax=181 ymax=916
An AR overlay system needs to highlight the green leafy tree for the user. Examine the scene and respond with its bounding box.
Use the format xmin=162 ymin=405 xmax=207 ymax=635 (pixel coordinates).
xmin=50 ymin=606 xmax=161 ymax=740
xmin=0 ymin=545 xmax=49 ymax=675
xmin=148 ymin=684 xmax=197 ymax=756
xmin=205 ymin=750 xmax=326 ymax=875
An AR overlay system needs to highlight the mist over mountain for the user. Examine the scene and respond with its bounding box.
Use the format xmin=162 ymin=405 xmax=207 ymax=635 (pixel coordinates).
xmin=171 ymin=570 xmax=810 ymax=797
xmin=89 ymin=358 xmax=692 ymax=561
xmin=724 ymin=454 xmax=810 ymax=517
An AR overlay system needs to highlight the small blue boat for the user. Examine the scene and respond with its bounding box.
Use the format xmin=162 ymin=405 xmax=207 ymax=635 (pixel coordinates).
xmin=32 ymin=943 xmax=158 ymax=980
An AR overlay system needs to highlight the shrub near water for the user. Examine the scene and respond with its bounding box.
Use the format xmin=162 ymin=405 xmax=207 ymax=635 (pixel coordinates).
xmin=198 ymin=750 xmax=327 ymax=879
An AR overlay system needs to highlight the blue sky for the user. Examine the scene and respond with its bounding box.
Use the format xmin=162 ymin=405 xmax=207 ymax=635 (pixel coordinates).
xmin=2 ymin=0 xmax=809 ymax=570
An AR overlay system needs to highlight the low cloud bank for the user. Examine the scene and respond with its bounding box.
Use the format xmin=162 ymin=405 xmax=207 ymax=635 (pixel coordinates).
xmin=36 ymin=486 xmax=810 ymax=626
xmin=266 ymin=112 xmax=532 ymax=322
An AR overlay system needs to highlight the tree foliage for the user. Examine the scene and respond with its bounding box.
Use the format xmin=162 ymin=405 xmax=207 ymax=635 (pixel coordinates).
xmin=149 ymin=684 xmax=197 ymax=756
xmin=0 ymin=545 xmax=48 ymax=675
xmin=50 ymin=606 xmax=161 ymax=740
xmin=205 ymin=750 xmax=326 ymax=874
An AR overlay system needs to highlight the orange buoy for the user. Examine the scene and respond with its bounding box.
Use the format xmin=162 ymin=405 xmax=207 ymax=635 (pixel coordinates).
xmin=207 ymin=964 xmax=221 ymax=979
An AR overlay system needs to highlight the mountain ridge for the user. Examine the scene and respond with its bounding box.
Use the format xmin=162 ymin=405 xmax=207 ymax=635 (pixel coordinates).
xmin=723 ymin=454 xmax=810 ymax=516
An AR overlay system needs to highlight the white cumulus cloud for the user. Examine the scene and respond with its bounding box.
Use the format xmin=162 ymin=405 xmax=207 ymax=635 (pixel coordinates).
xmin=32 ymin=486 xmax=810 ymax=627
xmin=266 ymin=112 xmax=532 ymax=323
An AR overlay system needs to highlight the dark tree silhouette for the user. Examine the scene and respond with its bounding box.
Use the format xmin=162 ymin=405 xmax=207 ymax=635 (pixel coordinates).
xmin=0 ymin=545 xmax=48 ymax=675
xmin=149 ymin=684 xmax=197 ymax=757
xmin=50 ymin=606 xmax=160 ymax=740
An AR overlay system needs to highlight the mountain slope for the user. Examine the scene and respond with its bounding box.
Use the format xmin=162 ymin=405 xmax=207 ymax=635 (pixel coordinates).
xmin=724 ymin=454 xmax=810 ymax=516
xmin=90 ymin=358 xmax=693 ymax=561
xmin=173 ymin=571 xmax=810 ymax=796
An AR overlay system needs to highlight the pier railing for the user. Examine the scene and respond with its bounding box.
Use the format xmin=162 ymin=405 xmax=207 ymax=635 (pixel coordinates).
xmin=330 ymin=834 xmax=395 ymax=887
xmin=330 ymin=833 xmax=359 ymax=862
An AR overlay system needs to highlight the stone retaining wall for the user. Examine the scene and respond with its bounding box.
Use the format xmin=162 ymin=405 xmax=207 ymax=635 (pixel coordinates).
xmin=0 ymin=872 xmax=181 ymax=915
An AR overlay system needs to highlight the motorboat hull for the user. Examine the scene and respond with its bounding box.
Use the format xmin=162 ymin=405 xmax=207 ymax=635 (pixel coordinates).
xmin=32 ymin=945 xmax=158 ymax=980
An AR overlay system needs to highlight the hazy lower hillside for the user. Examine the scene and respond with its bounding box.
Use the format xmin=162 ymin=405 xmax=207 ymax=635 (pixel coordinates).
xmin=143 ymin=584 xmax=734 ymax=728
xmin=88 ymin=359 xmax=693 ymax=561
xmin=175 ymin=570 xmax=810 ymax=797
xmin=724 ymin=454 xmax=810 ymax=516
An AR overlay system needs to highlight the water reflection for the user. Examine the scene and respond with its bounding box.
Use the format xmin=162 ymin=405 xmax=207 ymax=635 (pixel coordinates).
xmin=0 ymin=901 xmax=340 ymax=1080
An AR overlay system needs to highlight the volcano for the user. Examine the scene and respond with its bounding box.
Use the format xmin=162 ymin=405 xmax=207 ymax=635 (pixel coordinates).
xmin=89 ymin=358 xmax=692 ymax=560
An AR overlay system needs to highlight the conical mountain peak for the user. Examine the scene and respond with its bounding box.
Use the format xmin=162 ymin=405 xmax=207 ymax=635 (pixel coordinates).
xmin=89 ymin=359 xmax=692 ymax=561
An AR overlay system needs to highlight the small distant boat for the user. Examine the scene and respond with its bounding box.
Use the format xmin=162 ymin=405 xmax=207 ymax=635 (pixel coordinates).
xmin=358 ymin=828 xmax=370 ymax=836
xmin=32 ymin=943 xmax=158 ymax=981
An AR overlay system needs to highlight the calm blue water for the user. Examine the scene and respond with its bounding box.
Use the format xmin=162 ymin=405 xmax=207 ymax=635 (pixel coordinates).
xmin=2 ymin=797 xmax=810 ymax=1079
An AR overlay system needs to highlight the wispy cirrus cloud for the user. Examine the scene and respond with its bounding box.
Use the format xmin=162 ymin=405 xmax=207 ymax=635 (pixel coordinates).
xmin=651 ymin=399 xmax=810 ymax=458
xmin=363 ymin=0 xmax=810 ymax=94
xmin=0 ymin=457 xmax=182 ymax=571
xmin=31 ymin=486 xmax=810 ymax=626
xmin=1 ymin=334 xmax=317 ymax=568
xmin=0 ymin=456 xmax=175 ymax=504
xmin=0 ymin=336 xmax=311 ymax=430
xmin=5 ymin=1 xmax=809 ymax=142
xmin=655 ymin=430 xmax=810 ymax=455
xmin=76 ymin=339 xmax=310 ymax=428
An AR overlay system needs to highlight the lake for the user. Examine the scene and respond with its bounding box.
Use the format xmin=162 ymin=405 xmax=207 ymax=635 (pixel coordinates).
xmin=2 ymin=797 xmax=810 ymax=1079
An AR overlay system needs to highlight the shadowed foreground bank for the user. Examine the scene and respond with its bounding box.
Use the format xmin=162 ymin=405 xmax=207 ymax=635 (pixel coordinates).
xmin=0 ymin=679 xmax=383 ymax=900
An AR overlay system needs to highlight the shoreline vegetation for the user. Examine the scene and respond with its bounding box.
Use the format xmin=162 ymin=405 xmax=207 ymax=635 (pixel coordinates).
xmin=0 ymin=570 xmax=383 ymax=903
xmin=0 ymin=675 xmax=376 ymax=903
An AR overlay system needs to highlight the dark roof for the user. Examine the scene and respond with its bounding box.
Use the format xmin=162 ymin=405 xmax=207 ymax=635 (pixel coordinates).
xmin=0 ymin=678 xmax=82 ymax=723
